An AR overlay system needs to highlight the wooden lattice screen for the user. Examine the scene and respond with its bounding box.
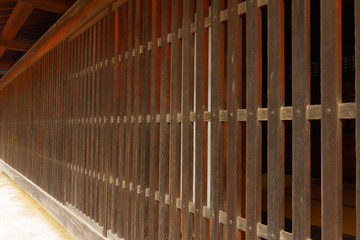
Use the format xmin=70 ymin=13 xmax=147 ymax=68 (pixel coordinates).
xmin=0 ymin=0 xmax=358 ymax=239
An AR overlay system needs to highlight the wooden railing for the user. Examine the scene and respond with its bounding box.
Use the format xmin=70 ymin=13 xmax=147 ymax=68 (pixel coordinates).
xmin=0 ymin=0 xmax=358 ymax=239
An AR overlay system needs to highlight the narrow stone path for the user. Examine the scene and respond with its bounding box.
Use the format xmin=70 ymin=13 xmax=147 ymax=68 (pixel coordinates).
xmin=0 ymin=170 xmax=75 ymax=240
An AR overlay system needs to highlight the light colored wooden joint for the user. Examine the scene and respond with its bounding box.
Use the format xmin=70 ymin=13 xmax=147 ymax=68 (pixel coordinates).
xmin=189 ymin=201 xmax=195 ymax=213
xmin=258 ymin=0 xmax=269 ymax=8
xmin=204 ymin=111 xmax=211 ymax=122
xmin=155 ymin=114 xmax=160 ymax=123
xmin=220 ymin=9 xmax=228 ymax=22
xmin=190 ymin=112 xmax=196 ymax=122
xmin=220 ymin=110 xmax=228 ymax=122
xmin=167 ymin=33 xmax=172 ymax=43
xmin=176 ymin=198 xmax=182 ymax=209
xmin=257 ymin=223 xmax=269 ymax=239
xmin=165 ymin=194 xmax=170 ymax=205
xmin=219 ymin=211 xmax=227 ymax=225
xmin=258 ymin=108 xmax=268 ymax=121
xmin=203 ymin=206 xmax=211 ymax=219
xmin=238 ymin=109 xmax=247 ymax=121
xmin=238 ymin=2 xmax=247 ymax=15
xmin=280 ymin=230 xmax=293 ymax=240
xmin=147 ymin=41 xmax=152 ymax=51
xmin=177 ymin=113 xmax=182 ymax=122
xmin=205 ymin=17 xmax=211 ymax=28
xmin=137 ymin=185 xmax=141 ymax=194
xmin=190 ymin=23 xmax=196 ymax=33
xmin=178 ymin=28 xmax=182 ymax=39
xmin=237 ymin=217 xmax=247 ymax=231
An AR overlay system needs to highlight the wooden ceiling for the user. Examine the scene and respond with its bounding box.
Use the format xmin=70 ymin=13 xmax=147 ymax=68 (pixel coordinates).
xmin=0 ymin=0 xmax=76 ymax=76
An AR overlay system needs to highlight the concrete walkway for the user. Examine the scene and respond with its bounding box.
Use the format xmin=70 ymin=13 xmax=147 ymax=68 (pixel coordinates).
xmin=0 ymin=170 xmax=75 ymax=240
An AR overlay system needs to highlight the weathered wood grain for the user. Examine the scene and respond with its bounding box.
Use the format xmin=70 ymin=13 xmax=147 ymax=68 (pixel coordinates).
xmin=321 ymin=0 xmax=343 ymax=239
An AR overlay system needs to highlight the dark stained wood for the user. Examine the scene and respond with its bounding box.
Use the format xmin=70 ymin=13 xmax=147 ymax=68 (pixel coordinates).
xmin=139 ymin=0 xmax=151 ymax=239
xmin=124 ymin=1 xmax=134 ymax=238
xmin=0 ymin=0 xmax=115 ymax=89
xmin=292 ymin=0 xmax=311 ymax=238
xmin=0 ymin=59 xmax=15 ymax=69
xmin=22 ymin=0 xmax=73 ymax=14
xmin=0 ymin=37 xmax=34 ymax=51
xmin=131 ymin=0 xmax=141 ymax=238
xmin=181 ymin=0 xmax=195 ymax=239
xmin=267 ymin=0 xmax=285 ymax=238
xmin=227 ymin=0 xmax=243 ymax=239
xmin=158 ymin=0 xmax=171 ymax=239
xmin=94 ymin=20 xmax=101 ymax=224
xmin=0 ymin=1 xmax=355 ymax=240
xmin=356 ymin=0 xmax=360 ymax=238
xmin=195 ymin=0 xmax=208 ymax=239
xmin=210 ymin=0 xmax=226 ymax=239
xmin=117 ymin=5 xmax=126 ymax=238
xmin=148 ymin=0 xmax=161 ymax=239
xmin=168 ymin=0 xmax=182 ymax=239
xmin=1 ymin=1 xmax=33 ymax=39
xmin=110 ymin=9 xmax=119 ymax=235
xmin=245 ymin=0 xmax=262 ymax=239
xmin=0 ymin=0 xmax=33 ymax=57
xmin=321 ymin=0 xmax=343 ymax=239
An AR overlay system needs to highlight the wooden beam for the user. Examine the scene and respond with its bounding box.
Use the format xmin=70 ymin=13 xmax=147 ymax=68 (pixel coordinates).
xmin=0 ymin=0 xmax=116 ymax=89
xmin=0 ymin=59 xmax=15 ymax=69
xmin=2 ymin=1 xmax=33 ymax=40
xmin=0 ymin=1 xmax=33 ymax=58
xmin=21 ymin=0 xmax=73 ymax=14
xmin=0 ymin=37 xmax=34 ymax=51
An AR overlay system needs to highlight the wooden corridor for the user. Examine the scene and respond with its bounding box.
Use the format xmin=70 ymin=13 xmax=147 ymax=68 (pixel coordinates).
xmin=0 ymin=0 xmax=358 ymax=240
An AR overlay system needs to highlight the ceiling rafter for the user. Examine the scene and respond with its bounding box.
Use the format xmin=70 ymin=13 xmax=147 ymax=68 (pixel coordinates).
xmin=0 ymin=0 xmax=75 ymax=69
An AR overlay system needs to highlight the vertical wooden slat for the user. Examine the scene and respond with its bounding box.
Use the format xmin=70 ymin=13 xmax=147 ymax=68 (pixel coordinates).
xmin=210 ymin=0 xmax=226 ymax=239
xmin=292 ymin=0 xmax=311 ymax=238
xmin=267 ymin=0 xmax=285 ymax=238
xmin=181 ymin=1 xmax=195 ymax=239
xmin=321 ymin=0 xmax=343 ymax=239
xmin=104 ymin=10 xmax=113 ymax=235
xmin=245 ymin=0 xmax=262 ymax=239
xmin=195 ymin=0 xmax=209 ymax=239
xmin=117 ymin=5 xmax=126 ymax=238
xmin=132 ymin=0 xmax=142 ymax=238
xmin=71 ymin=39 xmax=77 ymax=209
xmin=80 ymin=31 xmax=86 ymax=215
xmin=125 ymin=1 xmax=134 ymax=238
xmin=139 ymin=0 xmax=151 ymax=238
xmin=169 ymin=0 xmax=182 ymax=239
xmin=94 ymin=20 xmax=101 ymax=224
xmin=148 ymin=0 xmax=161 ymax=238
xmin=110 ymin=8 xmax=119 ymax=235
xmin=90 ymin=24 xmax=97 ymax=222
xmin=356 ymin=0 xmax=360 ymax=238
xmin=84 ymin=29 xmax=91 ymax=218
xmin=227 ymin=0 xmax=243 ymax=239
xmin=158 ymin=0 xmax=171 ymax=239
